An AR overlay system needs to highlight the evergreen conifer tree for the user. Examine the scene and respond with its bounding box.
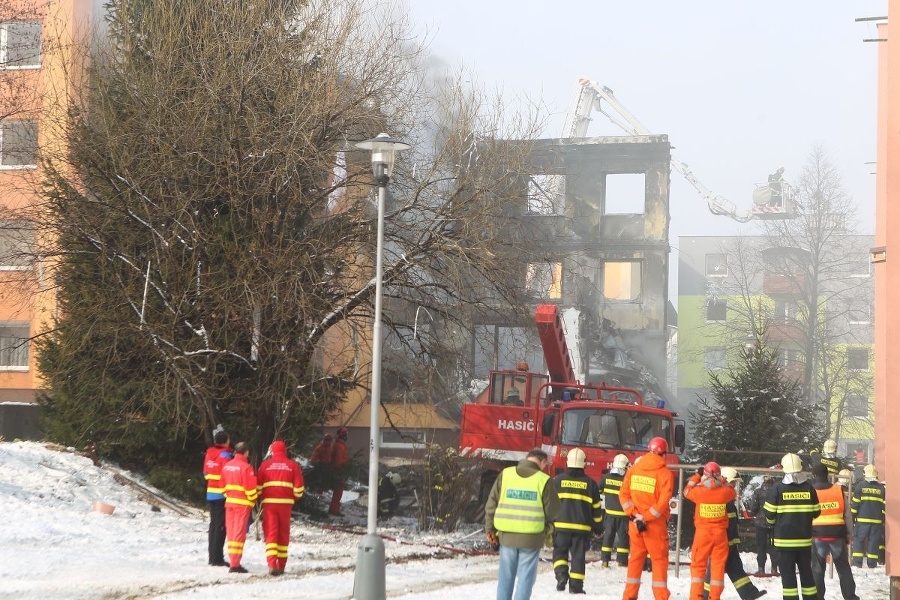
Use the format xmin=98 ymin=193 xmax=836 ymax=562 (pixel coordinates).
xmin=687 ymin=338 xmax=822 ymax=467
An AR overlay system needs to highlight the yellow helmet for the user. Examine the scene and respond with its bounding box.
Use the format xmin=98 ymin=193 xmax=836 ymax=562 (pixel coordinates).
xmin=567 ymin=447 xmax=586 ymax=469
xmin=823 ymin=439 xmax=837 ymax=454
xmin=612 ymin=454 xmax=629 ymax=469
xmin=781 ymin=453 xmax=803 ymax=474
xmin=720 ymin=466 xmax=741 ymax=483
xmin=864 ymin=464 xmax=879 ymax=479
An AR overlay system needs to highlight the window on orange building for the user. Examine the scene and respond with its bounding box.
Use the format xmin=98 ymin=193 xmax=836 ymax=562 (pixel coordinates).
xmin=0 ymin=323 xmax=29 ymax=369
xmin=0 ymin=20 xmax=42 ymax=69
xmin=0 ymin=120 xmax=39 ymax=168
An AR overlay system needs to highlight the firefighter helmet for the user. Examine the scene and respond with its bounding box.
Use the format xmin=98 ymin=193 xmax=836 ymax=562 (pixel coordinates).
xmin=323 ymin=432 xmax=333 ymax=442
xmin=647 ymin=437 xmax=668 ymax=455
xmin=704 ymin=461 xmax=721 ymax=477
xmin=823 ymin=439 xmax=837 ymax=454
xmin=864 ymin=464 xmax=879 ymax=479
xmin=837 ymin=469 xmax=853 ymax=486
xmin=387 ymin=471 xmax=401 ymax=485
xmin=720 ymin=466 xmax=740 ymax=483
xmin=567 ymin=447 xmax=586 ymax=469
xmin=613 ymin=454 xmax=629 ymax=469
xmin=336 ymin=427 xmax=348 ymax=440
xmin=781 ymin=453 xmax=803 ymax=474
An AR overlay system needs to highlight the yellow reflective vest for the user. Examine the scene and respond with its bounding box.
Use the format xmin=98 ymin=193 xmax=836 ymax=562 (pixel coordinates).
xmin=493 ymin=466 xmax=550 ymax=534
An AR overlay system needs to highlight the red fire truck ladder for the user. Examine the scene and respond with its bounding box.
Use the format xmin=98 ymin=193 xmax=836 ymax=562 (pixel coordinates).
xmin=535 ymin=304 xmax=577 ymax=385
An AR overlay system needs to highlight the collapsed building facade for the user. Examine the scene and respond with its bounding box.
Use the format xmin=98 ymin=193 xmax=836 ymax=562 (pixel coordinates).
xmin=510 ymin=133 xmax=675 ymax=406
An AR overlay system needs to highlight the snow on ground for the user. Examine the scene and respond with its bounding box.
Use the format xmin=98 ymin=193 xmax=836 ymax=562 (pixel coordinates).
xmin=0 ymin=441 xmax=890 ymax=599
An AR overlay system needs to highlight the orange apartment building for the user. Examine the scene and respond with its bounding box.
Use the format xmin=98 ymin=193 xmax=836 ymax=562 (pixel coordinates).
xmin=0 ymin=0 xmax=94 ymax=437
xmin=875 ymin=2 xmax=900 ymax=578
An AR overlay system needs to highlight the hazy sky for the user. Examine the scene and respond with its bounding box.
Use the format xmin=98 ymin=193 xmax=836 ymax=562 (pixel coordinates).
xmin=408 ymin=1 xmax=885 ymax=293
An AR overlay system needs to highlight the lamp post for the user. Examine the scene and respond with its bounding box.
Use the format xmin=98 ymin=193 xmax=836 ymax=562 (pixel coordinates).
xmin=352 ymin=133 xmax=409 ymax=600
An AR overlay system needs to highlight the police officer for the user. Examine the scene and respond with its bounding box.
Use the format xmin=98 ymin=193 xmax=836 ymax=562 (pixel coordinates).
xmin=764 ymin=453 xmax=820 ymax=600
xmin=552 ymin=448 xmax=604 ymax=594
xmin=851 ymin=464 xmax=886 ymax=568
xmin=598 ymin=453 xmax=630 ymax=568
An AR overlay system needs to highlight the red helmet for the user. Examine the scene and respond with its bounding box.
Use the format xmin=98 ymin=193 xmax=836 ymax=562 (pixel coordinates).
xmin=337 ymin=427 xmax=348 ymax=440
xmin=647 ymin=437 xmax=668 ymax=455
xmin=704 ymin=461 xmax=721 ymax=477
xmin=323 ymin=433 xmax=333 ymax=442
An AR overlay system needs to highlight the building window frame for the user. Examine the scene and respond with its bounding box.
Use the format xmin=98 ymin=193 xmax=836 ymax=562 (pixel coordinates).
xmin=379 ymin=428 xmax=426 ymax=449
xmin=705 ymin=298 xmax=727 ymax=322
xmin=0 ymin=322 xmax=29 ymax=370
xmin=704 ymin=346 xmax=726 ymax=371
xmin=602 ymin=259 xmax=642 ymax=302
xmin=847 ymin=347 xmax=869 ymax=372
xmin=0 ymin=20 xmax=42 ymax=70
xmin=0 ymin=119 xmax=39 ymax=169
xmin=846 ymin=395 xmax=869 ymax=419
xmin=705 ymin=253 xmax=727 ymax=278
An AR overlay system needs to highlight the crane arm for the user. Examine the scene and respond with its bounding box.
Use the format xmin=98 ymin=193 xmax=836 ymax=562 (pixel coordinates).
xmin=571 ymin=78 xmax=755 ymax=223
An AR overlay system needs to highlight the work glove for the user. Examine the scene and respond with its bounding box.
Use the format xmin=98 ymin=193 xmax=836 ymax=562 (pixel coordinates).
xmin=696 ymin=466 xmax=705 ymax=477
xmin=635 ymin=519 xmax=648 ymax=533
xmin=486 ymin=531 xmax=499 ymax=550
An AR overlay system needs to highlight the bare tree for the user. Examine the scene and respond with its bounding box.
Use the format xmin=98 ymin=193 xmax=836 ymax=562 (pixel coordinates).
xmin=31 ymin=0 xmax=543 ymax=460
xmin=705 ymin=145 xmax=873 ymax=439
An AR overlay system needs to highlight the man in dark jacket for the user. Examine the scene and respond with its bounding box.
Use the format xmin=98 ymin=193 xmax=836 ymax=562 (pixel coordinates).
xmin=485 ymin=448 xmax=561 ymax=600
xmin=764 ymin=453 xmax=820 ymax=600
xmin=551 ymin=448 xmax=604 ymax=594
xmin=203 ymin=427 xmax=232 ymax=567
xmin=746 ymin=474 xmax=778 ymax=575
xmin=598 ymin=453 xmax=630 ymax=568
xmin=810 ymin=463 xmax=859 ymax=600
xmin=377 ymin=471 xmax=401 ymax=519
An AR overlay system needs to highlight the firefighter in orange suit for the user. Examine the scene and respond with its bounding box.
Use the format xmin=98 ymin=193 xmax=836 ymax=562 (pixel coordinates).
xmin=683 ymin=462 xmax=736 ymax=600
xmin=619 ymin=436 xmax=674 ymax=600
xmin=222 ymin=442 xmax=258 ymax=573
xmin=328 ymin=427 xmax=349 ymax=516
xmin=257 ymin=440 xmax=304 ymax=576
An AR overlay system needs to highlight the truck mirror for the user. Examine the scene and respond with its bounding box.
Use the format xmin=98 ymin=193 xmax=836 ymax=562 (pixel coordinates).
xmin=674 ymin=422 xmax=685 ymax=452
xmin=541 ymin=413 xmax=555 ymax=438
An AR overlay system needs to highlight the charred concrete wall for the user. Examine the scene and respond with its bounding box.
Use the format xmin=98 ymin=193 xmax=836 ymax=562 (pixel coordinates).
xmin=515 ymin=135 xmax=672 ymax=399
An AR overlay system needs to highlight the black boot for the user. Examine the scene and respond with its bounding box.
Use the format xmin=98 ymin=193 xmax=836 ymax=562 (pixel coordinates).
xmin=568 ymin=581 xmax=585 ymax=594
xmin=555 ymin=572 xmax=568 ymax=592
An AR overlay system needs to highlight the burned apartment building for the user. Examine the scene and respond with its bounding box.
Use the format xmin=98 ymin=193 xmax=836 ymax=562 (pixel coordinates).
xmin=480 ymin=133 xmax=676 ymax=406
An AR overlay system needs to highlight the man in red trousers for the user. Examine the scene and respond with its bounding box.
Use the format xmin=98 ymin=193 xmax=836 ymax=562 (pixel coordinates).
xmin=619 ymin=436 xmax=674 ymax=600
xmin=257 ymin=440 xmax=305 ymax=576
xmin=683 ymin=462 xmax=736 ymax=600
xmin=222 ymin=442 xmax=258 ymax=573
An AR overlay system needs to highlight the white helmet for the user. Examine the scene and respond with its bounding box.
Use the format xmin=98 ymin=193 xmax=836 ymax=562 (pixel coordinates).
xmin=387 ymin=471 xmax=401 ymax=485
xmin=567 ymin=448 xmax=586 ymax=469
xmin=612 ymin=454 xmax=629 ymax=469
xmin=837 ymin=469 xmax=853 ymax=486
xmin=720 ymin=466 xmax=741 ymax=483
xmin=823 ymin=439 xmax=837 ymax=454
xmin=864 ymin=464 xmax=878 ymax=479
xmin=781 ymin=453 xmax=803 ymax=474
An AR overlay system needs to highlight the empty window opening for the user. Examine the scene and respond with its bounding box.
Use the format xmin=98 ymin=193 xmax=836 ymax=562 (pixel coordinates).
xmin=526 ymin=262 xmax=562 ymax=299
xmin=604 ymin=173 xmax=645 ymax=214
xmin=603 ymin=260 xmax=641 ymax=301
xmin=528 ymin=174 xmax=564 ymax=215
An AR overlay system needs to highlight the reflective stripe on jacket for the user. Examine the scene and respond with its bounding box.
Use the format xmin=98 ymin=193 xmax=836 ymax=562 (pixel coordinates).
xmin=257 ymin=453 xmax=304 ymax=505
xmin=850 ymin=480 xmax=885 ymax=524
xmin=494 ymin=465 xmax=550 ymax=534
xmin=763 ymin=480 xmax=819 ymax=548
xmin=203 ymin=444 xmax=232 ymax=500
xmin=552 ymin=469 xmax=603 ymax=532
xmin=223 ymin=454 xmax=259 ymax=507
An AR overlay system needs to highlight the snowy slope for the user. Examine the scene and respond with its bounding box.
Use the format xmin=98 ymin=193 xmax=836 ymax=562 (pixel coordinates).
xmin=0 ymin=441 xmax=889 ymax=599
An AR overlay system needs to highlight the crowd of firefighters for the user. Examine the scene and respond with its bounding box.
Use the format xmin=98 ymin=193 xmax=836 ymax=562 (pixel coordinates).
xmin=485 ymin=438 xmax=886 ymax=600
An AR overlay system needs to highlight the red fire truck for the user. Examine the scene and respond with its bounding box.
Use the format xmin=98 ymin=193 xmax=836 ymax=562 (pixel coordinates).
xmin=459 ymin=304 xmax=685 ymax=488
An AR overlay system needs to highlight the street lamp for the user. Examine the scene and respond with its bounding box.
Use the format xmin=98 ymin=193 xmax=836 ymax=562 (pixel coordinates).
xmin=352 ymin=133 xmax=409 ymax=600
